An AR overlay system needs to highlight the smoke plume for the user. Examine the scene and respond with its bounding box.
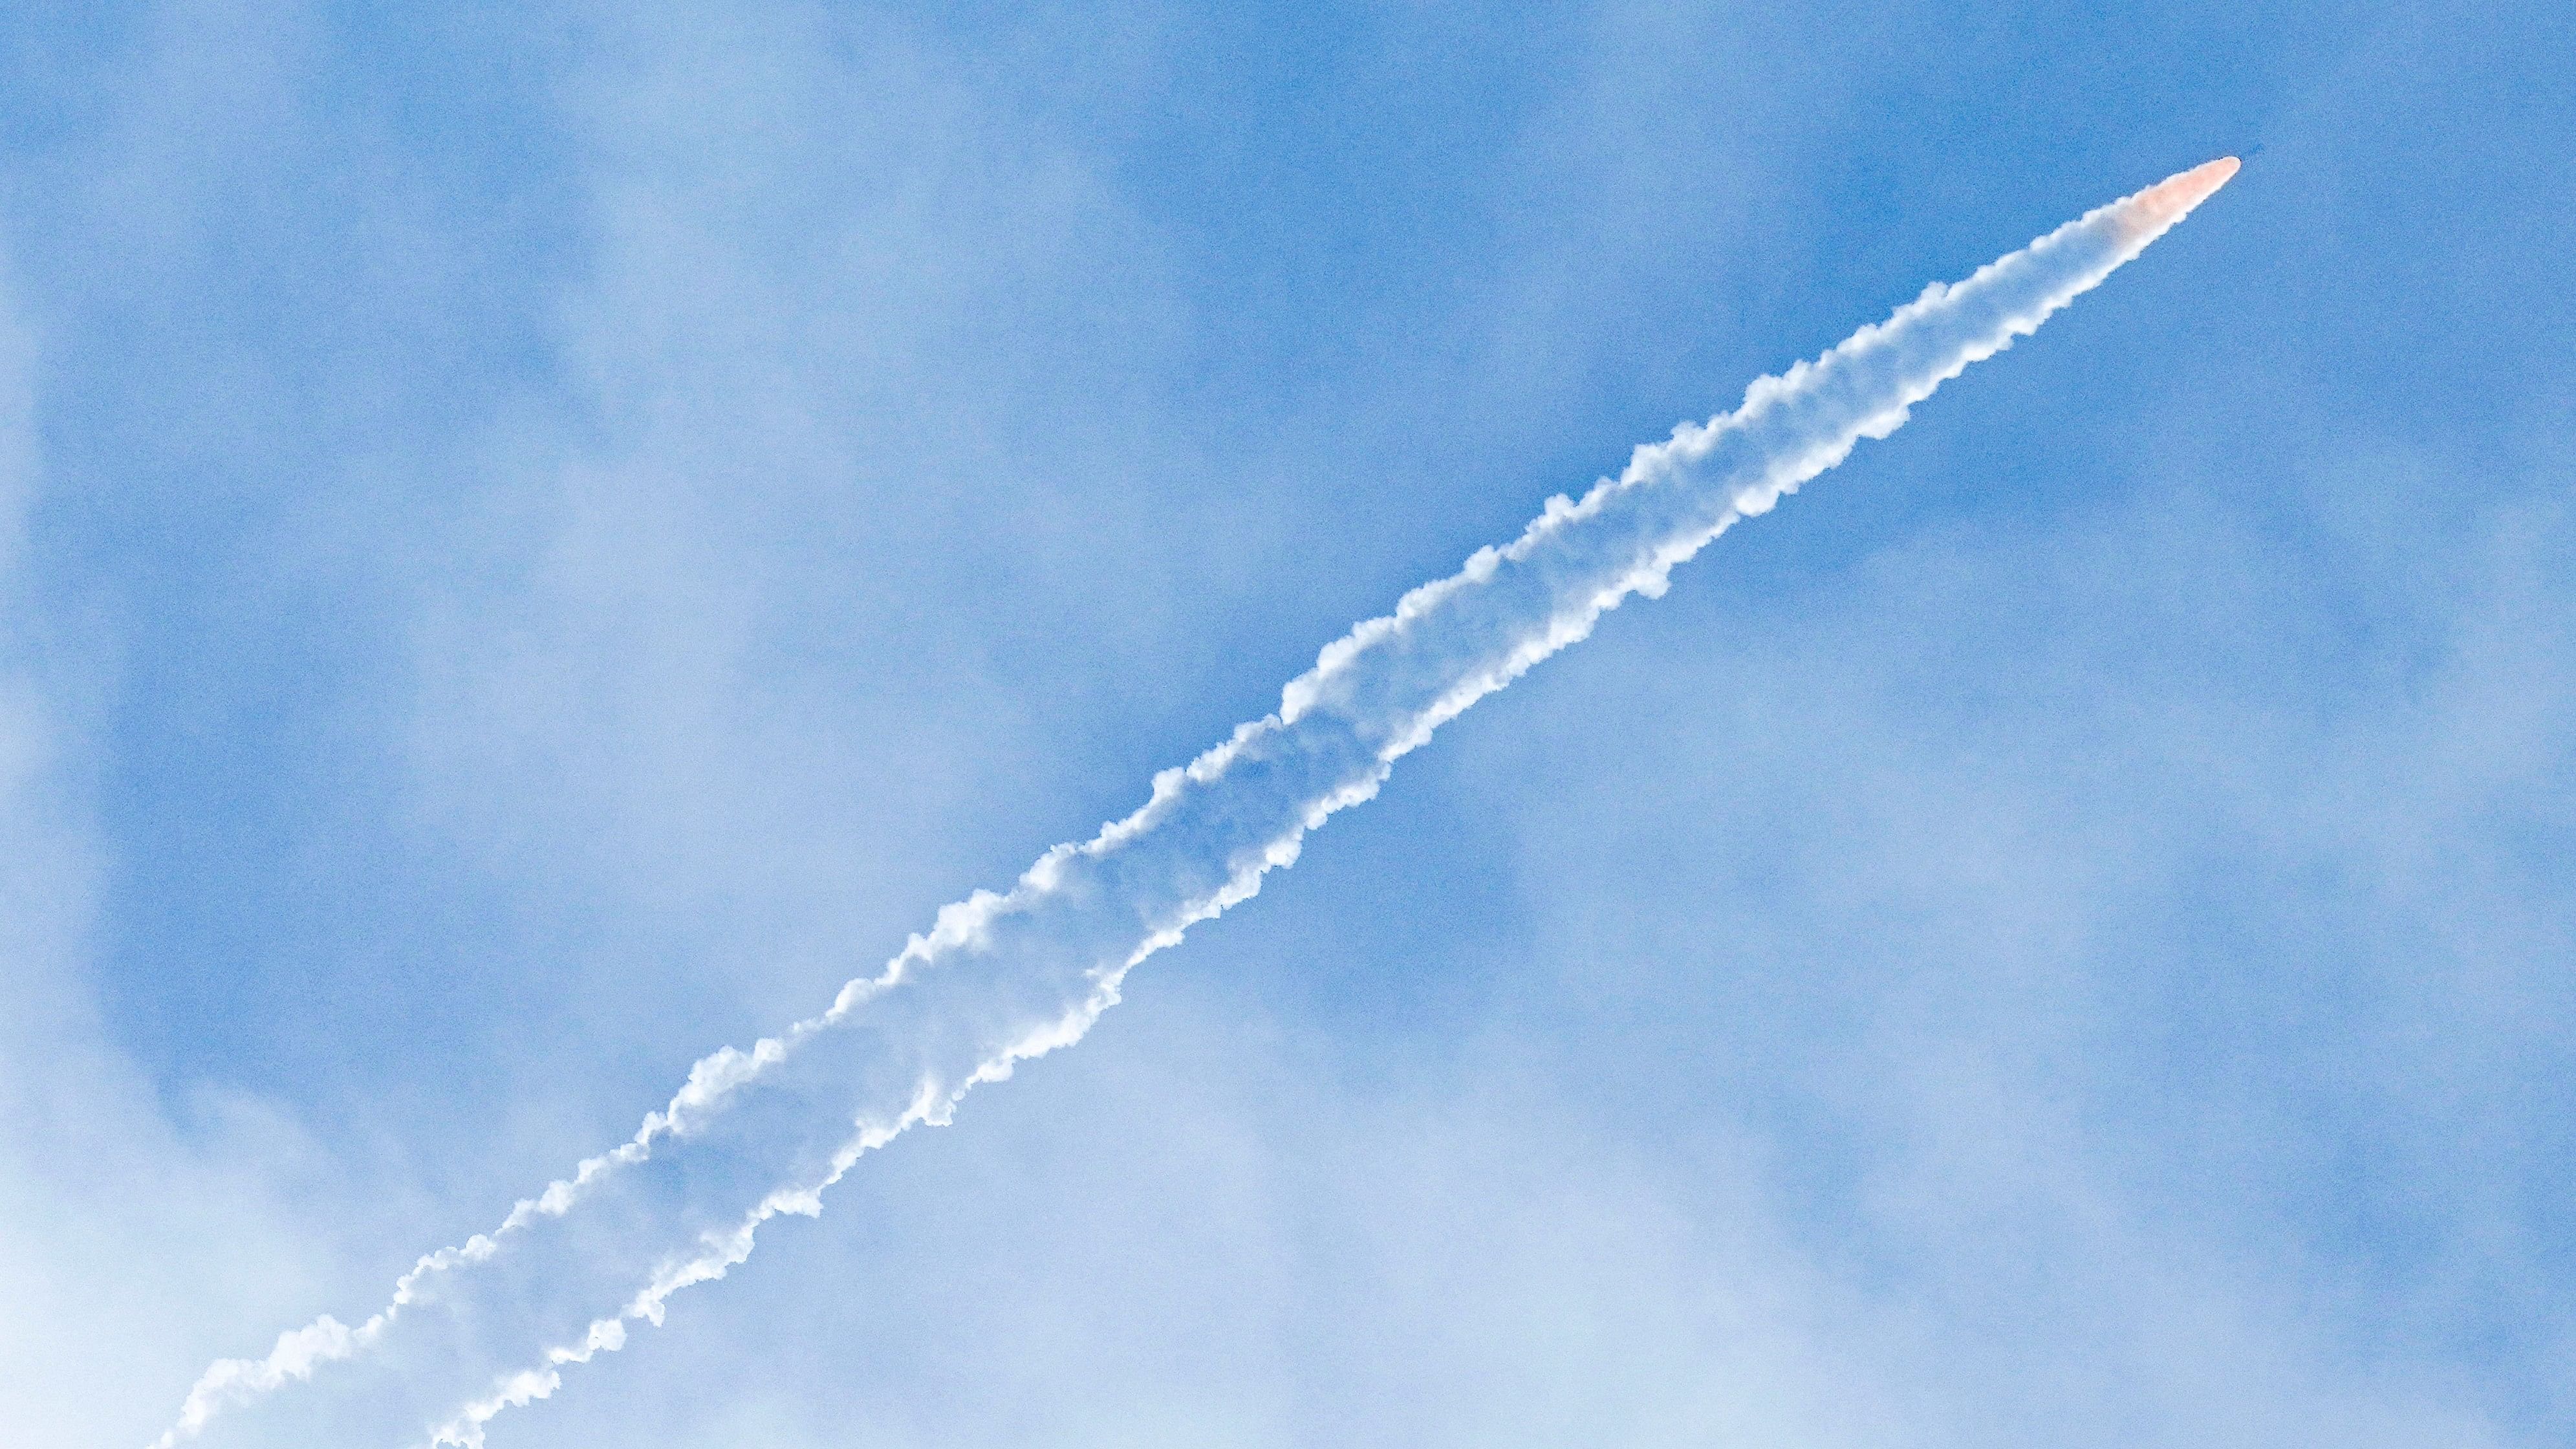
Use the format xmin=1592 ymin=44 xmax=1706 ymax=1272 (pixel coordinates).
xmin=160 ymin=157 xmax=2236 ymax=1449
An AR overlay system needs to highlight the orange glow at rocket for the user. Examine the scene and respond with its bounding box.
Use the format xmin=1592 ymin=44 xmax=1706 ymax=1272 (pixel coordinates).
xmin=2113 ymin=156 xmax=2241 ymax=243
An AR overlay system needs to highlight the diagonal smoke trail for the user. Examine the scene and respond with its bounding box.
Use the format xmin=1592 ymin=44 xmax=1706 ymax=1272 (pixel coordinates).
xmin=160 ymin=157 xmax=2237 ymax=1449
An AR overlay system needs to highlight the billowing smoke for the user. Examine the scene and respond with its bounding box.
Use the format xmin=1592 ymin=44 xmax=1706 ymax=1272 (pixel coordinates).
xmin=160 ymin=158 xmax=2236 ymax=1449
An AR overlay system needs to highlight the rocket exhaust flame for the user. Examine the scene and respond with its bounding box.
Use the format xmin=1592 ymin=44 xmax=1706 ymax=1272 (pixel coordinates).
xmin=157 ymin=159 xmax=2236 ymax=1449
xmin=2113 ymin=155 xmax=2240 ymax=243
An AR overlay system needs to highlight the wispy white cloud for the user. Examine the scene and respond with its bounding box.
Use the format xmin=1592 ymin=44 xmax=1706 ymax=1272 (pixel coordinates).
xmin=0 ymin=234 xmax=353 ymax=1449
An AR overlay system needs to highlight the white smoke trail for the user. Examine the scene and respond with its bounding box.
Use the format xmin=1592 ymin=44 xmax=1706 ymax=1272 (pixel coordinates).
xmin=160 ymin=157 xmax=2236 ymax=1449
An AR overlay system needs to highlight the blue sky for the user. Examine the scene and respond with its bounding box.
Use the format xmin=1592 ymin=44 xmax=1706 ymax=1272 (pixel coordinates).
xmin=3 ymin=1 xmax=2571 ymax=1444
